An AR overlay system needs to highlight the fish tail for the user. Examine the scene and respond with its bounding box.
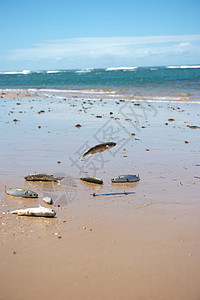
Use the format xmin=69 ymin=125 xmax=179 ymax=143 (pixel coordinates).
xmin=7 ymin=210 xmax=16 ymax=214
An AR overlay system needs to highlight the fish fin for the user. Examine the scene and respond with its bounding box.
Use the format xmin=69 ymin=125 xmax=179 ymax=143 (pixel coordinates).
xmin=17 ymin=211 xmax=24 ymax=216
xmin=39 ymin=205 xmax=45 ymax=208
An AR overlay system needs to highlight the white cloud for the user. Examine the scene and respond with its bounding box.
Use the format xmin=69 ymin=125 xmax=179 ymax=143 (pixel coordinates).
xmin=6 ymin=34 xmax=200 ymax=68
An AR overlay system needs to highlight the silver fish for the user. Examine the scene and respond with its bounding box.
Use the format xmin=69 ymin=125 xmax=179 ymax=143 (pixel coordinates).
xmin=81 ymin=142 xmax=116 ymax=159
xmin=24 ymin=173 xmax=64 ymax=182
xmin=8 ymin=206 xmax=56 ymax=217
xmin=5 ymin=187 xmax=38 ymax=198
xmin=80 ymin=176 xmax=103 ymax=184
xmin=111 ymin=174 xmax=140 ymax=183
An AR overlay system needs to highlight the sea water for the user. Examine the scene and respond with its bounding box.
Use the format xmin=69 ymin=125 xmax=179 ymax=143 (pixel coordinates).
xmin=0 ymin=66 xmax=200 ymax=102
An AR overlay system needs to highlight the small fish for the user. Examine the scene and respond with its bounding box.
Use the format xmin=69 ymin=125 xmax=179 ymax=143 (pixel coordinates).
xmin=80 ymin=176 xmax=103 ymax=184
xmin=81 ymin=142 xmax=116 ymax=159
xmin=24 ymin=173 xmax=64 ymax=182
xmin=8 ymin=206 xmax=56 ymax=217
xmin=5 ymin=187 xmax=38 ymax=198
xmin=111 ymin=174 xmax=140 ymax=183
xmin=187 ymin=125 xmax=200 ymax=129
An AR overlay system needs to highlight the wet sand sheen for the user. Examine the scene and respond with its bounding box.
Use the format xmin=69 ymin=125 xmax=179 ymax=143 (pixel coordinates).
xmin=0 ymin=92 xmax=200 ymax=300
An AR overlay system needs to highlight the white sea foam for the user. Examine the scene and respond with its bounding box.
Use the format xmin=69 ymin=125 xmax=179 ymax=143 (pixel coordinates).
xmin=167 ymin=65 xmax=200 ymax=69
xmin=0 ymin=71 xmax=28 ymax=75
xmin=105 ymin=67 xmax=137 ymax=71
xmin=46 ymin=70 xmax=61 ymax=74
xmin=76 ymin=68 xmax=93 ymax=74
xmin=0 ymin=70 xmax=41 ymax=75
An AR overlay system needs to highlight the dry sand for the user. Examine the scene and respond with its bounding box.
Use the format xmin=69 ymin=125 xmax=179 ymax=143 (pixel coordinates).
xmin=0 ymin=91 xmax=200 ymax=300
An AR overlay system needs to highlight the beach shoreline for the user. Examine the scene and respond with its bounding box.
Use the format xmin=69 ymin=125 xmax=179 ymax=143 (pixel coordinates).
xmin=0 ymin=91 xmax=200 ymax=299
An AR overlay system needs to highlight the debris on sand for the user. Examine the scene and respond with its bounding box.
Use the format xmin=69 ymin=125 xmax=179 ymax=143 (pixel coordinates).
xmin=80 ymin=176 xmax=103 ymax=185
xmin=43 ymin=197 xmax=53 ymax=204
xmin=5 ymin=187 xmax=38 ymax=198
xmin=38 ymin=110 xmax=45 ymax=114
xmin=92 ymin=191 xmax=135 ymax=197
xmin=81 ymin=142 xmax=116 ymax=159
xmin=111 ymin=174 xmax=140 ymax=183
xmin=24 ymin=173 xmax=64 ymax=182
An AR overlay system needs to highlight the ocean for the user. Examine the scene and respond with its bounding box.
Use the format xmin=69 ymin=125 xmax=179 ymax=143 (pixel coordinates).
xmin=1 ymin=65 xmax=200 ymax=102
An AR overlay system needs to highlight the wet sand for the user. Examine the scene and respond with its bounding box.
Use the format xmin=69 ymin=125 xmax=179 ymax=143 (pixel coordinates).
xmin=0 ymin=92 xmax=200 ymax=300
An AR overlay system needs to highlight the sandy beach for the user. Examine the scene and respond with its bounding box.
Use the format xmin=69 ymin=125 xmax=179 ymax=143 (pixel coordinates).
xmin=0 ymin=91 xmax=200 ymax=300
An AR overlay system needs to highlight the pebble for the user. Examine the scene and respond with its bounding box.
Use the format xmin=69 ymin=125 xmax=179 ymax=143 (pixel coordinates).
xmin=43 ymin=197 xmax=52 ymax=204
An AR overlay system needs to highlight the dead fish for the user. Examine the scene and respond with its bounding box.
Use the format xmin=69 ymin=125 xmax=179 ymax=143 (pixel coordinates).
xmin=5 ymin=187 xmax=38 ymax=198
xmin=8 ymin=206 xmax=56 ymax=217
xmin=187 ymin=125 xmax=200 ymax=129
xmin=81 ymin=142 xmax=116 ymax=159
xmin=111 ymin=174 xmax=140 ymax=183
xmin=24 ymin=173 xmax=64 ymax=182
xmin=80 ymin=176 xmax=103 ymax=184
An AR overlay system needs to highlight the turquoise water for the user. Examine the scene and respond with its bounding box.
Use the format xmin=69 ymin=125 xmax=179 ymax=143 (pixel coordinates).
xmin=1 ymin=66 xmax=200 ymax=101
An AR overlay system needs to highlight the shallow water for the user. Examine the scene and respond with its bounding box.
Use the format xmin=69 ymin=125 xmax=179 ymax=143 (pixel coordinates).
xmin=1 ymin=66 xmax=200 ymax=102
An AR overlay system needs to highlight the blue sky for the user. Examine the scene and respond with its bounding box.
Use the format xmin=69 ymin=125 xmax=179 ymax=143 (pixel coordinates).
xmin=0 ymin=0 xmax=200 ymax=71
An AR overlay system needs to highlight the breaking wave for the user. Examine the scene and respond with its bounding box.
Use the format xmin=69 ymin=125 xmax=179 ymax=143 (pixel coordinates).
xmin=166 ymin=65 xmax=200 ymax=69
xmin=105 ymin=67 xmax=138 ymax=71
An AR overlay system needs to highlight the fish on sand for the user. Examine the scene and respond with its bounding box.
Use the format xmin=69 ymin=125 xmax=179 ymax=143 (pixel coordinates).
xmin=24 ymin=173 xmax=64 ymax=182
xmin=80 ymin=176 xmax=103 ymax=184
xmin=8 ymin=206 xmax=56 ymax=217
xmin=81 ymin=142 xmax=116 ymax=159
xmin=111 ymin=174 xmax=140 ymax=183
xmin=5 ymin=187 xmax=38 ymax=198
